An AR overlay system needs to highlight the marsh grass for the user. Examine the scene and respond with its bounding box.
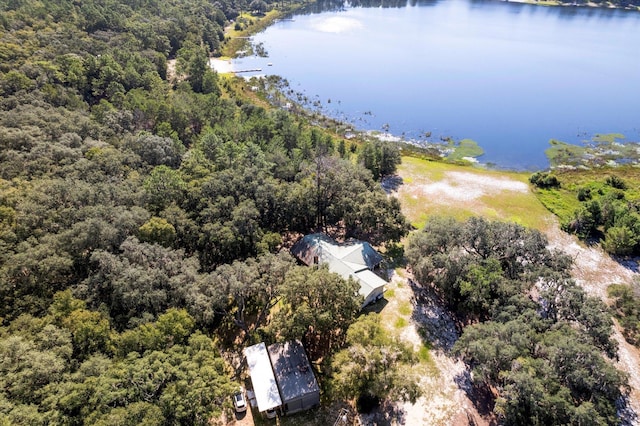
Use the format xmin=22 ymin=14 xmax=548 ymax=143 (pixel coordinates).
xmin=446 ymin=138 xmax=484 ymax=161
xmin=394 ymin=317 xmax=408 ymax=328
xmin=398 ymin=302 xmax=412 ymax=316
xmin=532 ymin=166 xmax=640 ymax=224
xmin=545 ymin=133 xmax=640 ymax=168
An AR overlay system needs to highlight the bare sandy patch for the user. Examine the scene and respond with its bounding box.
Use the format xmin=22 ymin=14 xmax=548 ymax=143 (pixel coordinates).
xmin=365 ymin=270 xmax=494 ymax=426
xmin=416 ymin=171 xmax=528 ymax=203
xmin=211 ymin=58 xmax=235 ymax=74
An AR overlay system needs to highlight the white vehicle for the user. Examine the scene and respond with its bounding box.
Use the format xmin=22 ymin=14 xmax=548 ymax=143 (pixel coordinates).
xmin=233 ymin=389 xmax=247 ymax=413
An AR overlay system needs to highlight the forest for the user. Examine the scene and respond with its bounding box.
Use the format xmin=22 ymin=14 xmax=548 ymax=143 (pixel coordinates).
xmin=0 ymin=0 xmax=413 ymax=423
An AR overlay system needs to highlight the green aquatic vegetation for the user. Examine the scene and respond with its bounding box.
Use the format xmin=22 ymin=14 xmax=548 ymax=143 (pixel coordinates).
xmin=546 ymin=134 xmax=640 ymax=168
xmin=446 ymin=138 xmax=484 ymax=162
xmin=545 ymin=139 xmax=587 ymax=167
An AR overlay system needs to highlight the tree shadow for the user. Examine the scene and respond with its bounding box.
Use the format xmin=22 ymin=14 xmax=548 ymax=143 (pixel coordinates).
xmin=358 ymin=399 xmax=406 ymax=426
xmin=362 ymin=298 xmax=389 ymax=314
xmin=381 ymin=175 xmax=403 ymax=194
xmin=410 ymin=278 xmax=499 ymax=425
xmin=408 ymin=279 xmax=459 ymax=352
xmin=617 ymin=395 xmax=639 ymax=426
xmin=454 ymin=371 xmax=497 ymax=424
xmin=612 ymin=255 xmax=640 ymax=273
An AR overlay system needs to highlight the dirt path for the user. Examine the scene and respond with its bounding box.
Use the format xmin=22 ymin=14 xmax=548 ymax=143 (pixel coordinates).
xmin=392 ymin=166 xmax=640 ymax=425
xmin=364 ymin=270 xmax=494 ymax=426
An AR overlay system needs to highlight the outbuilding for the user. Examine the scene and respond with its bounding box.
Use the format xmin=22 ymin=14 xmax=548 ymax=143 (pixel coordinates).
xmin=243 ymin=342 xmax=282 ymax=417
xmin=267 ymin=340 xmax=320 ymax=414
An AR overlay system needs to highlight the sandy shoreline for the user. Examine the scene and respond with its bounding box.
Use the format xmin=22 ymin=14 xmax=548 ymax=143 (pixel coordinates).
xmin=210 ymin=58 xmax=235 ymax=74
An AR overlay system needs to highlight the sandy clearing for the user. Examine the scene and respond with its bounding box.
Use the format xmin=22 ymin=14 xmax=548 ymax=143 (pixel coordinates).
xmin=362 ymin=271 xmax=493 ymax=426
xmin=416 ymin=172 xmax=528 ymax=203
xmin=211 ymin=58 xmax=235 ymax=74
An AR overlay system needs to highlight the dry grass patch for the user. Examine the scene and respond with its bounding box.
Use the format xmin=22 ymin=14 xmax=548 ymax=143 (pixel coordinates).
xmin=396 ymin=156 xmax=553 ymax=230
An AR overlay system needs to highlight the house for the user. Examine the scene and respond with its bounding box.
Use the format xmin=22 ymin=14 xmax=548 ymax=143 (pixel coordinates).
xmin=268 ymin=340 xmax=320 ymax=414
xmin=244 ymin=340 xmax=320 ymax=417
xmin=290 ymin=233 xmax=387 ymax=307
xmin=243 ymin=342 xmax=282 ymax=417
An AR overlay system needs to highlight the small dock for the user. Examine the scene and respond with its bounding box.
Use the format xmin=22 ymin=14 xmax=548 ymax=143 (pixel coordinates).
xmin=235 ymin=68 xmax=262 ymax=73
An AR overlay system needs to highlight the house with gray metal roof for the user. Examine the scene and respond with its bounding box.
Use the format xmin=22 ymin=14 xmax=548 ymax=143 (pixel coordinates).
xmin=290 ymin=233 xmax=387 ymax=307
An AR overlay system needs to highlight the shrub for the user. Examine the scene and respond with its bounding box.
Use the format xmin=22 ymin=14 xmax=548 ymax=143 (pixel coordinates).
xmin=530 ymin=172 xmax=560 ymax=189
xmin=602 ymin=226 xmax=637 ymax=256
xmin=605 ymin=175 xmax=627 ymax=190
xmin=577 ymin=187 xmax=592 ymax=201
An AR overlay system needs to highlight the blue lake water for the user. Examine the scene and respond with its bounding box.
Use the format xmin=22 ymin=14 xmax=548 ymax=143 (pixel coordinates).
xmin=232 ymin=0 xmax=640 ymax=170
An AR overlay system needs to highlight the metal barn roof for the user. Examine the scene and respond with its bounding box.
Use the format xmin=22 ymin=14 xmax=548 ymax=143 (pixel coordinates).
xmin=244 ymin=342 xmax=282 ymax=412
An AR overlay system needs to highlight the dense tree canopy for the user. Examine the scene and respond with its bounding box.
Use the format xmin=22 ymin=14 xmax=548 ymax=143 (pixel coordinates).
xmin=407 ymin=217 xmax=627 ymax=425
xmin=0 ymin=0 xmax=410 ymax=422
xmin=267 ymin=265 xmax=362 ymax=361
xmin=330 ymin=314 xmax=421 ymax=409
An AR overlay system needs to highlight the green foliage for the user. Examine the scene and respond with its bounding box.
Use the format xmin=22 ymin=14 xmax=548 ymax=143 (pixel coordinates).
xmin=197 ymin=251 xmax=295 ymax=334
xmin=608 ymin=282 xmax=640 ymax=346
xmin=329 ymin=314 xmax=421 ymax=406
xmin=529 ymin=171 xmax=560 ymax=189
xmin=358 ymin=139 xmax=401 ymax=180
xmin=538 ymin=168 xmax=640 ymax=256
xmin=605 ymin=174 xmax=627 ymax=190
xmin=406 ymin=216 xmax=559 ymax=319
xmin=139 ymin=217 xmax=177 ymax=247
xmin=84 ymin=237 xmax=201 ymax=329
xmin=576 ymin=186 xmax=591 ymax=201
xmin=408 ymin=216 xmax=624 ymax=423
xmin=268 ymin=265 xmax=362 ymax=361
xmin=0 ymin=0 xmax=411 ymax=420
xmin=602 ymin=226 xmax=637 ymax=256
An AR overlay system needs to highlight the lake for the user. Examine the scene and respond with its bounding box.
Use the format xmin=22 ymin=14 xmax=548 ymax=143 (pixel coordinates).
xmin=230 ymin=0 xmax=640 ymax=170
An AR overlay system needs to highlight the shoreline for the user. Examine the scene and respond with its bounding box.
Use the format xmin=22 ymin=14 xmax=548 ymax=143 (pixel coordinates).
xmin=214 ymin=1 xmax=639 ymax=174
xmin=504 ymin=0 xmax=640 ymax=10
xmin=210 ymin=58 xmax=236 ymax=74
